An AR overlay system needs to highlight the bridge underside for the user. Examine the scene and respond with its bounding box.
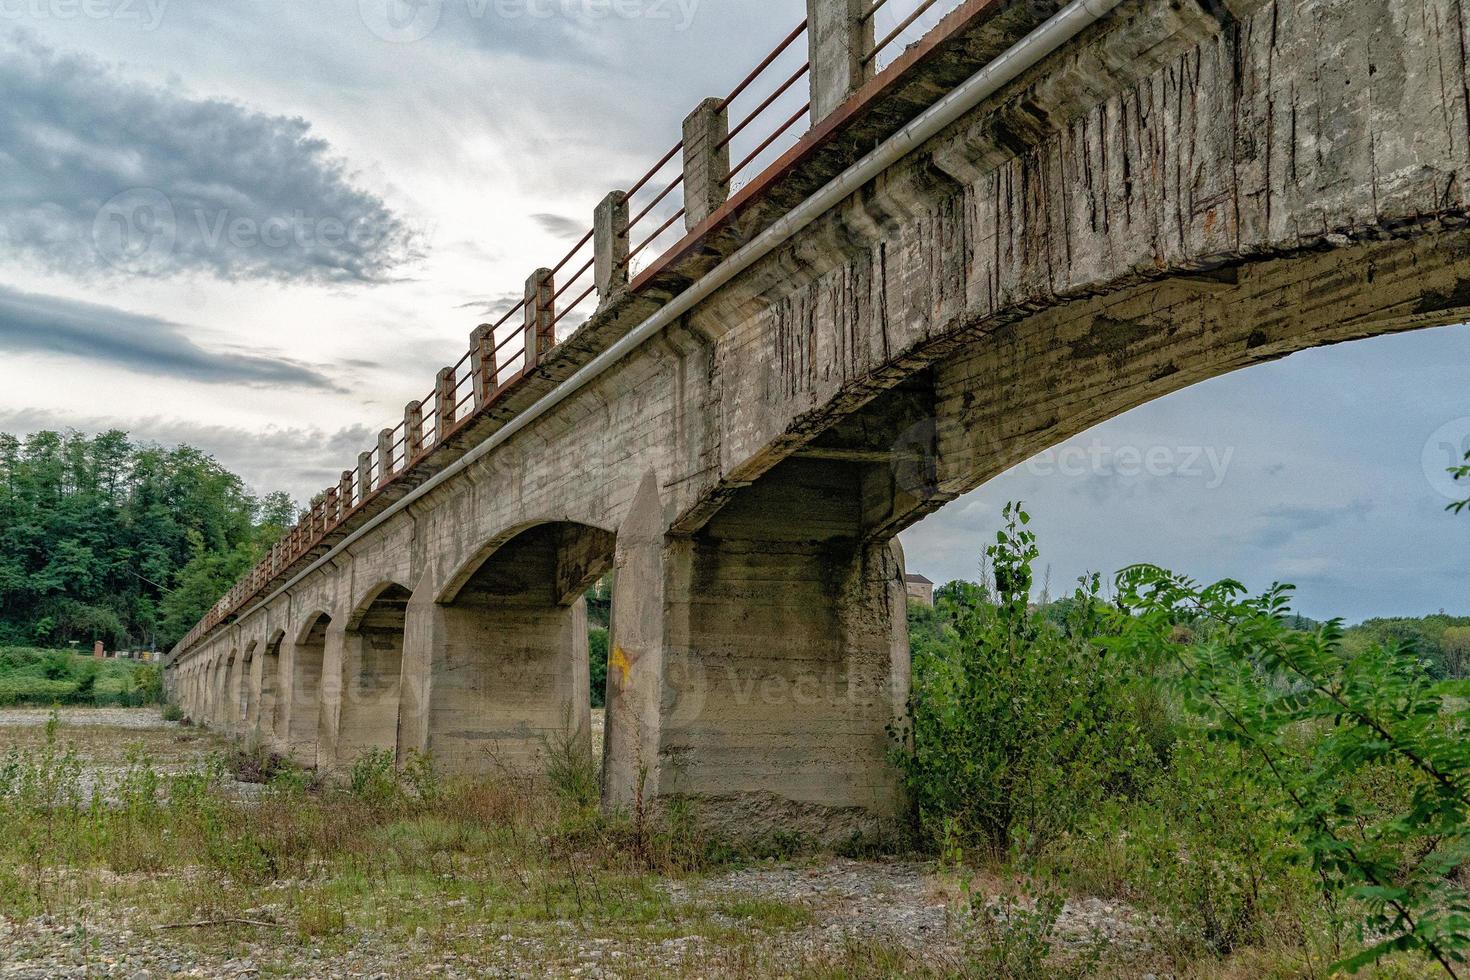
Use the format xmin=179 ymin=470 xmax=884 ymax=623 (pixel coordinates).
xmin=170 ymin=0 xmax=1470 ymax=841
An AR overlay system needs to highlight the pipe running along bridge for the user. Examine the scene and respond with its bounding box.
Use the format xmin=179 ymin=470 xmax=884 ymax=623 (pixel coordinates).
xmin=169 ymin=0 xmax=1470 ymax=838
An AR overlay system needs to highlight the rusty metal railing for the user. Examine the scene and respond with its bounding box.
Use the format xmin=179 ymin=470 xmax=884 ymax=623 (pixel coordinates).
xmin=175 ymin=2 xmax=978 ymax=657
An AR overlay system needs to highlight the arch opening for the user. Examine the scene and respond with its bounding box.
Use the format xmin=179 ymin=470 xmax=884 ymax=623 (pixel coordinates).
xmin=336 ymin=584 xmax=411 ymax=768
xmin=430 ymin=522 xmax=615 ymax=778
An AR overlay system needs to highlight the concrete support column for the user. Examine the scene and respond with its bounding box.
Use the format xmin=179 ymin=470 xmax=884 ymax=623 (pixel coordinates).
xmin=377 ymin=429 xmax=396 ymax=486
xmin=682 ymin=98 xmax=730 ymax=231
xmin=435 ymin=366 xmax=456 ymax=441
xmin=470 ymin=325 xmax=497 ymax=407
xmin=315 ymin=622 xmax=349 ymax=771
xmin=404 ymin=401 xmax=425 ymax=461
xmin=356 ymin=452 xmax=373 ymax=504
xmin=602 ymin=471 xmax=667 ymax=810
xmin=523 ymin=268 xmax=555 ymax=370
xmin=807 ymin=0 xmax=874 ymax=120
xmin=395 ymin=583 xmax=440 ymax=763
xmin=595 ymin=190 xmax=629 ymax=302
xmin=602 ymin=476 xmax=909 ymax=843
xmin=339 ymin=471 xmax=354 ymax=519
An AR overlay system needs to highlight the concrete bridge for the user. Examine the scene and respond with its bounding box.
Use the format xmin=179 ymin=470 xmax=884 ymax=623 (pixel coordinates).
xmin=169 ymin=0 xmax=1470 ymax=839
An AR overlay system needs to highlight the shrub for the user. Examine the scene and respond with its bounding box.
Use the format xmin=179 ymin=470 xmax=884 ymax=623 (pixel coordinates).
xmin=1109 ymin=565 xmax=1470 ymax=975
xmin=589 ymin=627 xmax=609 ymax=708
xmin=892 ymin=504 xmax=1161 ymax=858
xmin=959 ymin=885 xmax=1103 ymax=980
xmin=348 ymin=748 xmax=400 ymax=809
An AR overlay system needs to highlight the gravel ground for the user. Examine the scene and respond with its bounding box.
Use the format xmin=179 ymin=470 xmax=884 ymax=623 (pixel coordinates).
xmin=0 ymin=707 xmax=178 ymax=730
xmin=0 ymin=871 xmax=1158 ymax=980
xmin=0 ymin=710 xmax=1160 ymax=978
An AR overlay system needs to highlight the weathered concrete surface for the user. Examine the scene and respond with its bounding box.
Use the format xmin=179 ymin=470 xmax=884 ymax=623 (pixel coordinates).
xmin=173 ymin=0 xmax=1470 ymax=840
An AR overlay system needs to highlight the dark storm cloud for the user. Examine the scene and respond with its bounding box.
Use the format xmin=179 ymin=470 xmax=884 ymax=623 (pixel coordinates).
xmin=0 ymin=285 xmax=336 ymax=389
xmin=0 ymin=32 xmax=422 ymax=283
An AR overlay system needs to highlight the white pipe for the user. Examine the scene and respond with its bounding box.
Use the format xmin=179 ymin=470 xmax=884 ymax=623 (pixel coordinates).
xmin=172 ymin=0 xmax=1123 ymax=664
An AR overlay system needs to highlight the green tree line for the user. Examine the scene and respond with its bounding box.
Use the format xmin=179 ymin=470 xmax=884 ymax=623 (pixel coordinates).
xmin=0 ymin=430 xmax=295 ymax=651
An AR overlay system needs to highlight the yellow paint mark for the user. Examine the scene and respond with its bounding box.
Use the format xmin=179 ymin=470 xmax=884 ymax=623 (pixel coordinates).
xmin=610 ymin=645 xmax=632 ymax=685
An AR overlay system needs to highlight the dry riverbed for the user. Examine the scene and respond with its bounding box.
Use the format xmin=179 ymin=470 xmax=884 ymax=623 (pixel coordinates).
xmin=0 ymin=709 xmax=1168 ymax=979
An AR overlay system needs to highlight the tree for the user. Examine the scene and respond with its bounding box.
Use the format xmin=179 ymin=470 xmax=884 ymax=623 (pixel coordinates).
xmin=1452 ymin=450 xmax=1470 ymax=515
xmin=1443 ymin=627 xmax=1470 ymax=679
xmin=0 ymin=429 xmax=296 ymax=650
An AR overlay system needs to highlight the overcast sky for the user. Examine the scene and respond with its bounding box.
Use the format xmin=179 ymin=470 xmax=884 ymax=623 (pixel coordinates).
xmin=1 ymin=0 xmax=1466 ymax=623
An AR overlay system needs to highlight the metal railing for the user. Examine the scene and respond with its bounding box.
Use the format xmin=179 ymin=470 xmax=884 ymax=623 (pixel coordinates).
xmin=176 ymin=0 xmax=976 ymax=657
xmin=867 ymin=0 xmax=962 ymax=72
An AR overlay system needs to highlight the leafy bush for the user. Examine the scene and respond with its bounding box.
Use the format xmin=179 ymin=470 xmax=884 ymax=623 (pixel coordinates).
xmin=959 ymin=885 xmax=1103 ymax=980
xmin=0 ymin=648 xmax=163 ymax=706
xmin=589 ymin=626 xmax=609 ymax=708
xmin=348 ymin=748 xmax=400 ymax=808
xmin=1109 ymin=565 xmax=1470 ymax=974
xmin=1450 ymin=450 xmax=1469 ymax=515
xmin=892 ymin=504 xmax=1161 ymax=858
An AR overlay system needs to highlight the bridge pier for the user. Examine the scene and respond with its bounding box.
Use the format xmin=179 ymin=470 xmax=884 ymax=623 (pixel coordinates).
xmin=603 ymin=471 xmax=910 ymax=843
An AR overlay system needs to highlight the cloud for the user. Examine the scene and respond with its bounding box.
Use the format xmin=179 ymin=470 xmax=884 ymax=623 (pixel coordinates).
xmin=457 ymin=290 xmax=523 ymax=319
xmin=0 ymin=31 xmax=422 ymax=283
xmin=0 ymin=284 xmax=336 ymax=389
xmin=0 ymin=408 xmax=373 ymax=503
xmin=1251 ymin=499 xmax=1374 ymax=547
xmin=530 ymin=213 xmax=587 ymax=240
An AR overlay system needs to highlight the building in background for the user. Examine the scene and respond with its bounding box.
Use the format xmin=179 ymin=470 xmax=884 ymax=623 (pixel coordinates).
xmin=905 ymin=573 xmax=934 ymax=607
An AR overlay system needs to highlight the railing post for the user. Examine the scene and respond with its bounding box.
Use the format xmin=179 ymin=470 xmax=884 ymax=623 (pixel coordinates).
xmin=377 ymin=429 xmax=396 ymax=486
xmin=357 ymin=451 xmax=373 ymax=503
xmin=682 ymin=98 xmax=730 ymax=231
xmin=523 ymin=268 xmax=555 ymax=370
xmin=470 ymin=325 xmax=497 ymax=407
xmin=325 ymin=486 xmax=340 ymax=528
xmin=339 ymin=470 xmax=354 ymax=519
xmin=807 ymin=0 xmax=873 ymax=120
xmin=435 ymin=367 xmax=456 ymax=439
xmin=595 ymin=190 xmax=629 ymax=301
xmin=404 ymin=400 xmax=425 ymax=459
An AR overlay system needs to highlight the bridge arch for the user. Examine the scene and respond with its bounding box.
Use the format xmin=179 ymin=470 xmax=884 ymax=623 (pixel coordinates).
xmin=421 ymin=520 xmax=615 ymax=777
xmin=333 ymin=581 xmax=413 ymax=769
